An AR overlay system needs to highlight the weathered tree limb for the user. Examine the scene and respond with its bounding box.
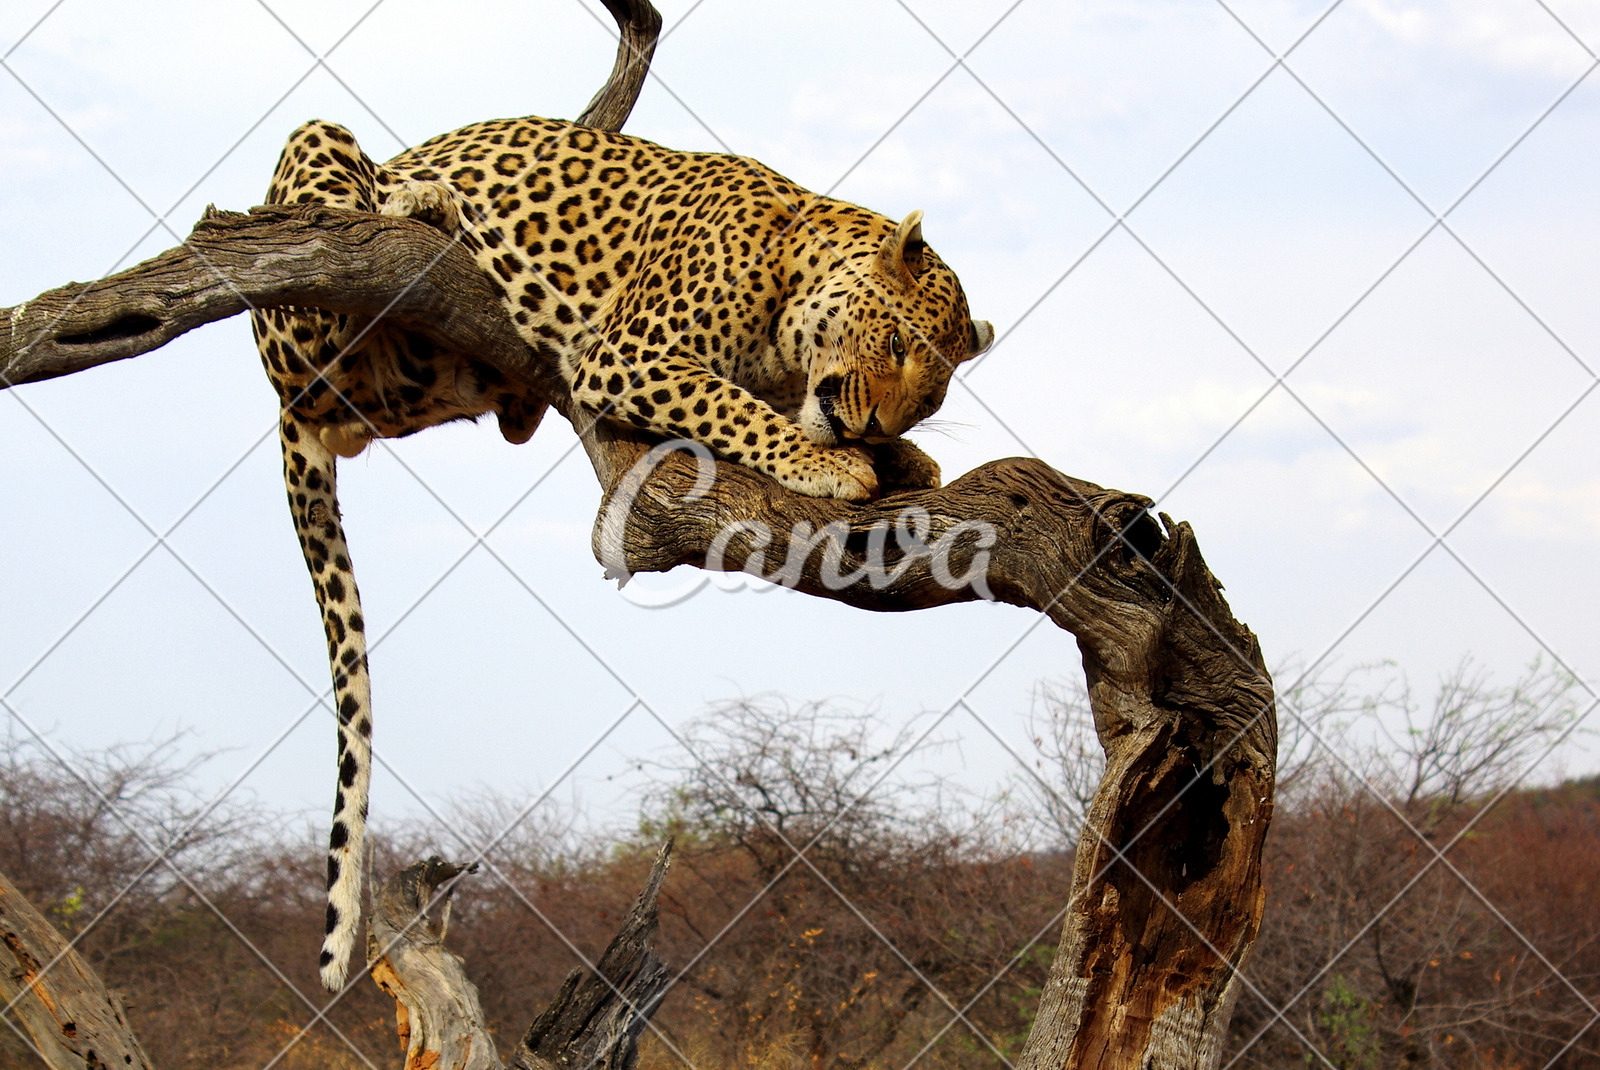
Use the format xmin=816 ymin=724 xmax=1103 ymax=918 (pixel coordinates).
xmin=368 ymin=857 xmax=499 ymax=1070
xmin=0 ymin=0 xmax=658 ymax=395
xmin=365 ymin=843 xmax=673 ymax=1070
xmin=508 ymin=841 xmax=672 ymax=1070
xmin=1016 ymin=527 xmax=1276 ymax=1069
xmin=0 ymin=204 xmax=558 ymax=397
xmin=0 ymin=871 xmax=153 ymax=1069
xmin=575 ymin=0 xmax=662 ymax=133
xmin=581 ymin=434 xmax=1278 ymax=1069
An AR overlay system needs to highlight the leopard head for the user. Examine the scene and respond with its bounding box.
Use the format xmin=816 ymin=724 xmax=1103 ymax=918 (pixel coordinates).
xmin=796 ymin=210 xmax=992 ymax=447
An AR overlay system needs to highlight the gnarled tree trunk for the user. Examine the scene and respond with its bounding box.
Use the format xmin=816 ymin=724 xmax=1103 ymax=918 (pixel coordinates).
xmin=364 ymin=845 xmax=674 ymax=1070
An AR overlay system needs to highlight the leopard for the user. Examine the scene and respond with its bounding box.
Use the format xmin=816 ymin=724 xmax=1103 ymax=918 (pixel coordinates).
xmin=251 ymin=114 xmax=992 ymax=992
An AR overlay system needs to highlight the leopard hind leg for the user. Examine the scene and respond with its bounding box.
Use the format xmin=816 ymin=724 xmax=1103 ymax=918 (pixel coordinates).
xmin=260 ymin=119 xmax=385 ymax=992
xmin=371 ymin=177 xmax=550 ymax=443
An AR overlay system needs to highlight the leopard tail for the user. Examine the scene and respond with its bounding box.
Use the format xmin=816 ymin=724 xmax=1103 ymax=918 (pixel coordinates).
xmin=278 ymin=410 xmax=372 ymax=993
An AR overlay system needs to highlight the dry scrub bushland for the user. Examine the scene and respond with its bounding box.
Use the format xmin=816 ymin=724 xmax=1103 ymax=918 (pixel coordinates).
xmin=0 ymin=658 xmax=1591 ymax=1070
xmin=1030 ymin=657 xmax=1597 ymax=1069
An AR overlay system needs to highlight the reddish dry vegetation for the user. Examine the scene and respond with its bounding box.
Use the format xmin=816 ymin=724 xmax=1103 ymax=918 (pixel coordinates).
xmin=1237 ymin=777 xmax=1600 ymax=1070
xmin=1 ymin=668 xmax=1595 ymax=1069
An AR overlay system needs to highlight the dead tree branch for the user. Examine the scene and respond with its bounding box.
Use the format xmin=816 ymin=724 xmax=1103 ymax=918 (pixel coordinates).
xmin=576 ymin=0 xmax=662 ymax=133
xmin=584 ymin=439 xmax=1278 ymax=1067
xmin=0 ymin=204 xmax=558 ymax=396
xmin=0 ymin=871 xmax=153 ymax=1068
xmin=0 ymin=0 xmax=657 ymax=396
xmin=367 ymin=858 xmax=498 ymax=1070
xmin=509 ymin=843 xmax=672 ymax=1070
xmin=365 ymin=843 xmax=672 ymax=1070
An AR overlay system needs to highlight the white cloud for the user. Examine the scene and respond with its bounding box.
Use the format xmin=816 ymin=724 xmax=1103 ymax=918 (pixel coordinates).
xmin=1356 ymin=0 xmax=1588 ymax=76
xmin=1485 ymin=477 xmax=1600 ymax=542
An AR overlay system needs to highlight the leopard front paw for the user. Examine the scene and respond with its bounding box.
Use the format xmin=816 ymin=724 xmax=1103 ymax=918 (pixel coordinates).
xmin=772 ymin=445 xmax=879 ymax=501
xmin=825 ymin=446 xmax=880 ymax=501
xmin=380 ymin=181 xmax=461 ymax=233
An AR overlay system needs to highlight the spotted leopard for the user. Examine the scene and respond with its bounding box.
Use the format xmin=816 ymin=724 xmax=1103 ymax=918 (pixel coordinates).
xmin=252 ymin=115 xmax=991 ymax=991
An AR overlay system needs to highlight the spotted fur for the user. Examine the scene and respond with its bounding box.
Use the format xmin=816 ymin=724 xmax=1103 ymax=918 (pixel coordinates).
xmin=252 ymin=116 xmax=990 ymax=991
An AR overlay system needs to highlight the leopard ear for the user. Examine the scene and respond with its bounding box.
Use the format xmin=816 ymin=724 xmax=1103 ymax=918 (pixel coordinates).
xmin=959 ymin=319 xmax=994 ymax=363
xmin=877 ymin=209 xmax=926 ymax=288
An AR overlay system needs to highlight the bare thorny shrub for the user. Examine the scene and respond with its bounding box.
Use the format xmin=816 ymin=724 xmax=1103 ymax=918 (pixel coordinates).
xmin=0 ymin=731 xmax=400 ymax=1069
xmin=0 ymin=660 xmax=1593 ymax=1070
xmin=1234 ymin=658 xmax=1599 ymax=1070
xmin=0 ymin=731 xmax=249 ymax=910
xmin=623 ymin=699 xmax=1069 ymax=1070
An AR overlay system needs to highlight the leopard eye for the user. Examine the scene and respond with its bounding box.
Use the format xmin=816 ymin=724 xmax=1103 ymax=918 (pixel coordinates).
xmin=889 ymin=330 xmax=906 ymax=364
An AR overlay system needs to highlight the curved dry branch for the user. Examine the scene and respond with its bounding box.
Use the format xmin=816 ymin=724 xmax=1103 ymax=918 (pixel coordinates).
xmin=576 ymin=0 xmax=662 ymax=132
xmin=579 ymin=434 xmax=1278 ymax=1066
xmin=0 ymin=0 xmax=659 ymax=396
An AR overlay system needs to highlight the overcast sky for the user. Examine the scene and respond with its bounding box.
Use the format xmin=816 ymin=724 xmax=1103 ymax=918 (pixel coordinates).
xmin=2 ymin=0 xmax=1597 ymax=841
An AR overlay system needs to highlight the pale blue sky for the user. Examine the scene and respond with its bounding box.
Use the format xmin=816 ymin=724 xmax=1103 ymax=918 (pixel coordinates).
xmin=1 ymin=0 xmax=1596 ymax=836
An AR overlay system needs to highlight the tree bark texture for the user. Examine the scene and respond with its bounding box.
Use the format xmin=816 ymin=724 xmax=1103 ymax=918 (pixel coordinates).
xmin=0 ymin=0 xmax=1277 ymax=1061
xmin=507 ymin=841 xmax=671 ymax=1070
xmin=0 ymin=204 xmax=557 ymax=398
xmin=368 ymin=858 xmax=499 ymax=1070
xmin=574 ymin=0 xmax=662 ymax=134
xmin=0 ymin=871 xmax=154 ymax=1070
xmin=585 ymin=439 xmax=1278 ymax=1070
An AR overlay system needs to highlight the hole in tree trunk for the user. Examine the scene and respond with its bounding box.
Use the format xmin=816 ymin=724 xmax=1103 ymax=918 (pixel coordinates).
xmin=1122 ymin=511 xmax=1162 ymax=563
xmin=1121 ymin=746 xmax=1232 ymax=895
